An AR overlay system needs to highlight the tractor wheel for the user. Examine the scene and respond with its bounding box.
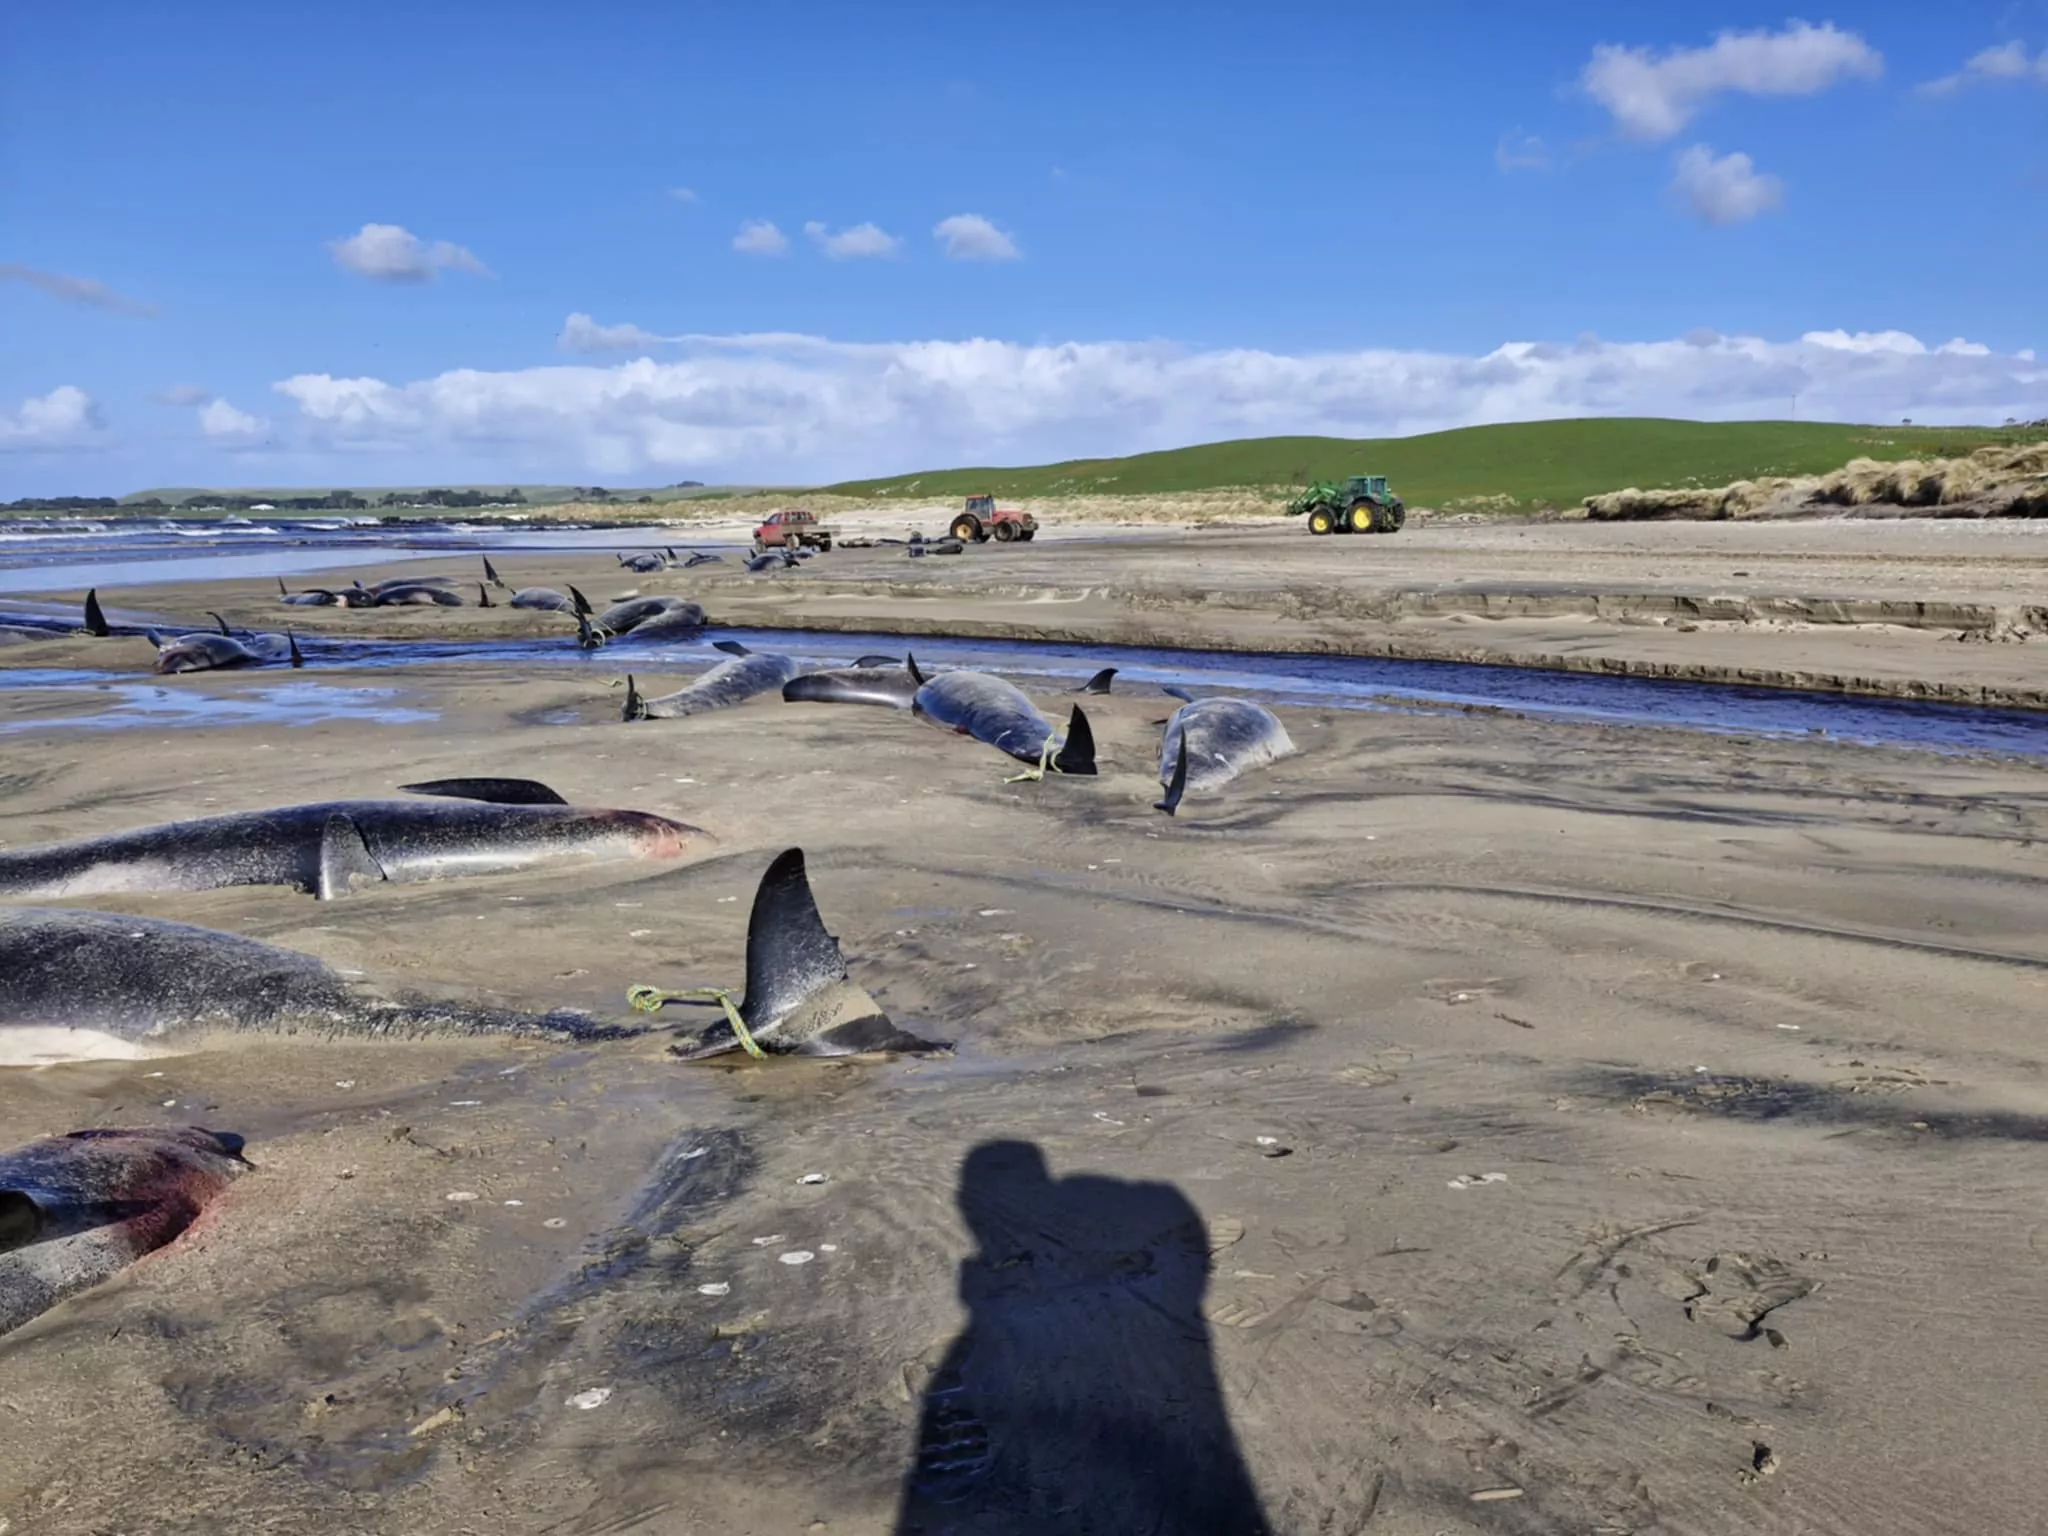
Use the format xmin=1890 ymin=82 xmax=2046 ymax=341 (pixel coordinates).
xmin=1307 ymin=507 xmax=1336 ymax=535
xmin=1017 ymin=528 xmax=1036 ymax=541
xmin=951 ymin=516 xmax=981 ymax=542
xmin=994 ymin=519 xmax=1017 ymax=542
xmin=1347 ymin=503 xmax=1375 ymax=534
xmin=1376 ymin=502 xmax=1406 ymax=533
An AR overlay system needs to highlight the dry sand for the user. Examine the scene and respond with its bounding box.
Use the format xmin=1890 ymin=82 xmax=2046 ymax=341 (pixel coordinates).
xmin=2 ymin=523 xmax=2047 ymax=1534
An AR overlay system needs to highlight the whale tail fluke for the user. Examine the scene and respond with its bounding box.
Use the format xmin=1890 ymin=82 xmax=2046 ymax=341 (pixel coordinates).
xmin=568 ymin=584 xmax=594 ymax=618
xmin=621 ymin=674 xmax=647 ymax=722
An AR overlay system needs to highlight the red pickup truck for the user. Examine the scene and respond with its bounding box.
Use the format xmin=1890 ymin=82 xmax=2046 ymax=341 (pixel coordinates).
xmin=752 ymin=507 xmax=835 ymax=552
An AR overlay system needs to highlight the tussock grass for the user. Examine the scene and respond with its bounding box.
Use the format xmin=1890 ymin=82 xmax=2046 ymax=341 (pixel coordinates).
xmin=1585 ymin=441 xmax=2048 ymax=521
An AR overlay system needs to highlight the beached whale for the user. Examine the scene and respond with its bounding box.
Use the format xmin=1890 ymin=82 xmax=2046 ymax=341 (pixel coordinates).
xmin=622 ymin=641 xmax=801 ymax=720
xmin=908 ymin=656 xmax=1096 ymax=779
xmin=0 ymin=906 xmax=639 ymax=1067
xmin=0 ymin=1127 xmax=250 ymax=1339
xmin=782 ymin=663 xmax=920 ymax=709
xmin=593 ymin=596 xmax=708 ymax=640
xmin=0 ymin=777 xmax=706 ymax=902
xmin=511 ymin=585 xmax=591 ymax=615
xmin=1153 ymin=691 xmax=1296 ymax=815
xmin=151 ymin=623 xmax=303 ymax=673
xmin=660 ymin=848 xmax=947 ymax=1060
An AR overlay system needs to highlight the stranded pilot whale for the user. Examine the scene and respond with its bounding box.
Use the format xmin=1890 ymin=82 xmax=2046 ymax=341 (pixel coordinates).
xmin=1153 ymin=690 xmax=1296 ymax=815
xmin=907 ymin=655 xmax=1097 ymax=779
xmin=0 ymin=906 xmax=641 ymax=1066
xmin=622 ymin=641 xmax=802 ymax=720
xmin=0 ymin=1126 xmax=249 ymax=1339
xmin=661 ymin=848 xmax=946 ymax=1060
xmin=0 ymin=777 xmax=707 ymax=902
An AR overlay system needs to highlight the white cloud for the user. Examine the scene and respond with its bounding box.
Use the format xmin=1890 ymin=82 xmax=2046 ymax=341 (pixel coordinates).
xmin=1494 ymin=129 xmax=1552 ymax=173
xmin=1671 ymin=144 xmax=1786 ymax=224
xmin=0 ymin=385 xmax=106 ymax=451
xmin=198 ymin=397 xmax=269 ymax=445
xmin=0 ymin=262 xmax=156 ymax=317
xmin=732 ymin=219 xmax=790 ymax=256
xmin=559 ymin=312 xmax=671 ymax=353
xmin=153 ymin=383 xmax=213 ymax=407
xmin=668 ymin=186 xmax=699 ymax=203
xmin=1583 ymin=22 xmax=1883 ymax=140
xmin=804 ymin=220 xmax=903 ymax=260
xmin=1920 ymin=40 xmax=2048 ymax=95
xmin=933 ymin=213 xmax=1021 ymax=260
xmin=329 ymin=223 xmax=490 ymax=283
xmin=266 ymin=328 xmax=2048 ymax=482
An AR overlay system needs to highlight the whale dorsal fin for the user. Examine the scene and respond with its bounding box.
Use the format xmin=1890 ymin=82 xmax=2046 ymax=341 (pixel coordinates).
xmin=906 ymin=653 xmax=927 ymax=686
xmin=1052 ymin=704 xmax=1098 ymax=776
xmin=315 ymin=814 xmax=384 ymax=900
xmin=399 ymin=777 xmax=570 ymax=806
xmin=738 ymin=850 xmax=845 ymax=1035
xmin=1073 ymin=667 xmax=1118 ymax=695
xmin=287 ymin=629 xmax=304 ymax=668
xmin=82 ymin=589 xmax=110 ymax=637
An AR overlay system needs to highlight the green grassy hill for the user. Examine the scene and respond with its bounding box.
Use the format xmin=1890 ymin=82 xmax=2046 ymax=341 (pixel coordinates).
xmin=823 ymin=418 xmax=2040 ymax=509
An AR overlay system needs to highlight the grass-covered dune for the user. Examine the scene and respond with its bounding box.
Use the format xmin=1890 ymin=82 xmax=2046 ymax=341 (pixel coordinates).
xmin=823 ymin=418 xmax=2040 ymax=511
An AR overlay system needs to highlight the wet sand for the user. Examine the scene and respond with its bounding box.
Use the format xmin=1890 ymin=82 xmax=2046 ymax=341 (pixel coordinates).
xmin=2 ymin=642 xmax=2046 ymax=1534
xmin=22 ymin=516 xmax=2045 ymax=708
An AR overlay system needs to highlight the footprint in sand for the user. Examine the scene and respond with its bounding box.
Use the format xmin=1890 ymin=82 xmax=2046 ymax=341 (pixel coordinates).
xmin=1679 ymin=1251 xmax=1814 ymax=1341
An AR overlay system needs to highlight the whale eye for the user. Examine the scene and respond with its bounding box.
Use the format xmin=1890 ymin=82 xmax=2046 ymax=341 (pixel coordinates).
xmin=0 ymin=1190 xmax=45 ymax=1253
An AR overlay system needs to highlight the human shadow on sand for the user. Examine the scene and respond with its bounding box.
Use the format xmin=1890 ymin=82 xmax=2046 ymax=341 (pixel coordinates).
xmin=894 ymin=1139 xmax=1273 ymax=1535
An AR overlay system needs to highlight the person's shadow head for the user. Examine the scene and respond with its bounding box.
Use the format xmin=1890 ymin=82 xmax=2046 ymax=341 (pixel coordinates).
xmin=894 ymin=1139 xmax=1272 ymax=1535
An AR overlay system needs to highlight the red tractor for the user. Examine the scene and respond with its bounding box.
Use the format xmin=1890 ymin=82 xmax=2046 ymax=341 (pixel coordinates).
xmin=949 ymin=493 xmax=1037 ymax=544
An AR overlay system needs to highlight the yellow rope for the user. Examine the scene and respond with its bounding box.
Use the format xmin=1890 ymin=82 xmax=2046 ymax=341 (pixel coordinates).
xmin=626 ymin=984 xmax=767 ymax=1059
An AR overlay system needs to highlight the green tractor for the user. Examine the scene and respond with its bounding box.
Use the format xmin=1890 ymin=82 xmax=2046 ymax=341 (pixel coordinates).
xmin=1286 ymin=475 xmax=1406 ymax=535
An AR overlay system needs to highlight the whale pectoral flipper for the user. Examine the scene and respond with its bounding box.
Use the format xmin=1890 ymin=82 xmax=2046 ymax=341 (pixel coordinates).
xmin=1155 ymin=730 xmax=1190 ymax=816
xmin=712 ymin=640 xmax=752 ymax=657
xmin=399 ymin=777 xmax=571 ymax=806
xmin=1160 ymin=684 xmax=1197 ymax=703
xmin=316 ymin=814 xmax=385 ymax=900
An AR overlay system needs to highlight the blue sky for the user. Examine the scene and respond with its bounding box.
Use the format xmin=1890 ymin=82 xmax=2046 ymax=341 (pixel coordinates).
xmin=3 ymin=1 xmax=2045 ymax=495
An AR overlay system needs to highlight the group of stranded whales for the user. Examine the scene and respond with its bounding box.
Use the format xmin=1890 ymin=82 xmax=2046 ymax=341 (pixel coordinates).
xmin=0 ymin=837 xmax=916 ymax=1336
xmin=2 ymin=550 xmax=1306 ymax=1344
